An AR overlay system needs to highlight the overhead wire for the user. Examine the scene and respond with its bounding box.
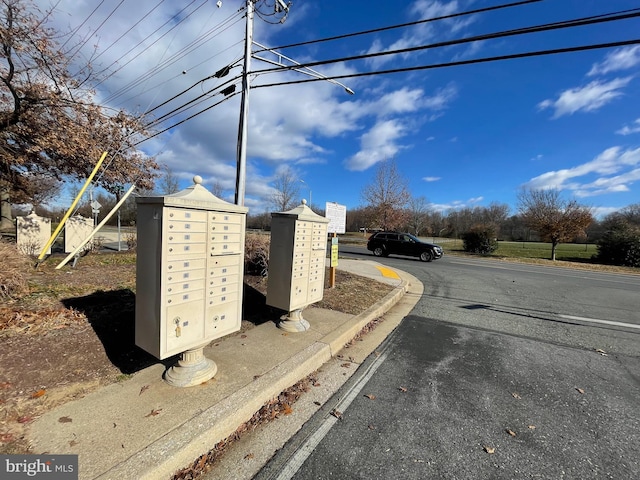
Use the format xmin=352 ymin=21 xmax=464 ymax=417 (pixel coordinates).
xmin=91 ymin=0 xmax=168 ymax=64
xmin=136 ymin=90 xmax=241 ymax=144
xmin=129 ymin=3 xmax=640 ymax=150
xmin=251 ymin=39 xmax=640 ymax=90
xmin=67 ymin=0 xmax=126 ymax=61
xmin=250 ymin=8 xmax=640 ymax=76
xmin=92 ymin=0 xmax=207 ymax=91
xmin=102 ymin=7 xmax=244 ymax=106
xmin=255 ymin=0 xmax=544 ymax=54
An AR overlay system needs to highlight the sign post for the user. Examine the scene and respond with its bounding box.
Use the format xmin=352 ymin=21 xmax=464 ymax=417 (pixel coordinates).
xmin=325 ymin=202 xmax=346 ymax=288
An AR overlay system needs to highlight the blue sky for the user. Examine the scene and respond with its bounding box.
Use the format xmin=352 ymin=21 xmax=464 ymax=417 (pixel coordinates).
xmin=45 ymin=0 xmax=640 ymax=218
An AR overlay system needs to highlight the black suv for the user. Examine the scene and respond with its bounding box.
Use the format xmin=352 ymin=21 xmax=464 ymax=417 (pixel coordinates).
xmin=366 ymin=231 xmax=443 ymax=262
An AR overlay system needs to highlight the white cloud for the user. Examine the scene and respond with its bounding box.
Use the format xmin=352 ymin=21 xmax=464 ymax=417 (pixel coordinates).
xmin=538 ymin=77 xmax=632 ymax=118
xmin=423 ymin=176 xmax=441 ymax=182
xmin=588 ymin=45 xmax=640 ymax=76
xmin=428 ymin=196 xmax=483 ymax=213
xmin=343 ymin=120 xmax=407 ymax=171
xmin=524 ymin=146 xmax=640 ymax=197
xmin=616 ymin=118 xmax=640 ymax=135
xmin=364 ymin=1 xmax=471 ymax=69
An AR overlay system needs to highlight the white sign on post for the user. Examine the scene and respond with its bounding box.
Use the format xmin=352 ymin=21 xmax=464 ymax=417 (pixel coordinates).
xmin=325 ymin=202 xmax=346 ymax=234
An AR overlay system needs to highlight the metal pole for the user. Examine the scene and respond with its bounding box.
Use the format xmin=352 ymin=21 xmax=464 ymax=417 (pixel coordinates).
xmin=234 ymin=0 xmax=254 ymax=206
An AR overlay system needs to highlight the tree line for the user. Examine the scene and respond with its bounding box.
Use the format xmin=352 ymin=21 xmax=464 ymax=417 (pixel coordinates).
xmin=2 ymin=1 xmax=638 ymax=267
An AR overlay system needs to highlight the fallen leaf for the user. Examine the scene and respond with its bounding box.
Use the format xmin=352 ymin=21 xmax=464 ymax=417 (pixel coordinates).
xmin=31 ymin=389 xmax=46 ymax=398
xmin=506 ymin=428 xmax=516 ymax=437
xmin=341 ymin=363 xmax=351 ymax=368
xmin=528 ymin=425 xmax=536 ymax=430
xmin=484 ymin=446 xmax=495 ymax=454
xmin=313 ymin=401 xmax=321 ymax=406
xmin=364 ymin=394 xmax=376 ymax=400
xmin=69 ymin=440 xmax=78 ymax=447
xmin=511 ymin=392 xmax=521 ymax=399
xmin=576 ymin=388 xmax=585 ymax=394
xmin=58 ymin=416 xmax=73 ymax=423
xmin=145 ymin=408 xmax=162 ymax=417
xmin=240 ymin=334 xmax=247 ymax=338
xmin=374 ymin=351 xmax=381 ymax=357
xmin=17 ymin=416 xmax=32 ymax=424
xmin=595 ymin=348 xmax=607 ymax=355
xmin=330 ymin=409 xmax=343 ymax=420
xmin=348 ymin=356 xmax=355 ymax=362
xmin=139 ymin=385 xmax=150 ymax=395
xmin=368 ymin=424 xmax=376 ymax=430
xmin=253 ymin=375 xmax=262 ymax=381
xmin=0 ymin=433 xmax=14 ymax=443
xmin=244 ymin=453 xmax=254 ymax=460
xmin=282 ymin=404 xmax=293 ymax=415
xmin=398 ymin=386 xmax=408 ymax=392
xmin=0 ymin=381 xmax=12 ymax=389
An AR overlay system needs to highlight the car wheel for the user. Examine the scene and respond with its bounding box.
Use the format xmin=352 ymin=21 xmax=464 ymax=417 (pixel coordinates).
xmin=420 ymin=250 xmax=433 ymax=262
xmin=373 ymin=247 xmax=384 ymax=257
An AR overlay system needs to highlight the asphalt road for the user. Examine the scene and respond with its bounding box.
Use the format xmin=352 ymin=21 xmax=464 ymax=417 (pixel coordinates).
xmin=255 ymin=248 xmax=640 ymax=480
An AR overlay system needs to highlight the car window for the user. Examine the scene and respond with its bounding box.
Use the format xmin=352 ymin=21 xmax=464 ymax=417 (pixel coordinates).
xmin=401 ymin=235 xmax=411 ymax=242
xmin=387 ymin=234 xmax=398 ymax=240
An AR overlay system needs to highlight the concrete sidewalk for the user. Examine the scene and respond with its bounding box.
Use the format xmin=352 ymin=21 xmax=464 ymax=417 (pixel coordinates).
xmin=27 ymin=258 xmax=423 ymax=480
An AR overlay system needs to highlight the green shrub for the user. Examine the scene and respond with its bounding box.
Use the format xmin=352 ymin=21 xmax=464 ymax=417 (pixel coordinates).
xmin=462 ymin=225 xmax=498 ymax=255
xmin=595 ymin=221 xmax=640 ymax=267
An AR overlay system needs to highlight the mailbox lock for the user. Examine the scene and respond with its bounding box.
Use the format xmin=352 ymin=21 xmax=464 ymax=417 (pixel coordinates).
xmin=174 ymin=317 xmax=181 ymax=337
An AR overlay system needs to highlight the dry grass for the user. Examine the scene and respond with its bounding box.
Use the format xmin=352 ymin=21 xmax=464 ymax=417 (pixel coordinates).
xmin=0 ymin=240 xmax=31 ymax=300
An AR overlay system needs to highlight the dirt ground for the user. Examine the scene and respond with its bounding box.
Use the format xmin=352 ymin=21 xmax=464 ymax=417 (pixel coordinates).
xmin=0 ymin=251 xmax=393 ymax=454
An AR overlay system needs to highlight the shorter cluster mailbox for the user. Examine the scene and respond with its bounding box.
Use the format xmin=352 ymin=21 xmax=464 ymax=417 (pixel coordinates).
xmin=266 ymin=200 xmax=329 ymax=316
xmin=135 ymin=176 xmax=248 ymax=360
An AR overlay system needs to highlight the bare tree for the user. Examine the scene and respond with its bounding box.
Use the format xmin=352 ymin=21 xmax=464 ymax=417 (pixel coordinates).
xmin=361 ymin=160 xmax=411 ymax=231
xmin=406 ymin=195 xmax=430 ymax=236
xmin=270 ymin=168 xmax=300 ymax=212
xmin=0 ymin=0 xmax=158 ymax=231
xmin=157 ymin=166 xmax=180 ymax=194
xmin=211 ymin=180 xmax=225 ymax=199
xmin=517 ymin=188 xmax=593 ymax=260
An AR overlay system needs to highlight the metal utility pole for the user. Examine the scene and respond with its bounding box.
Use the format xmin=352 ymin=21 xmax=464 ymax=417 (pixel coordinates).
xmin=234 ymin=0 xmax=254 ymax=206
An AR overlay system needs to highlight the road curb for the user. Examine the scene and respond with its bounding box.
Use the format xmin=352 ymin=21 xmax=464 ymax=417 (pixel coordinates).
xmin=95 ymin=279 xmax=410 ymax=480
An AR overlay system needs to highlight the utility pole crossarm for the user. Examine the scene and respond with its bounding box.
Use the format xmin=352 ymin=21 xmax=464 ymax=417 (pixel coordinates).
xmin=252 ymin=41 xmax=355 ymax=95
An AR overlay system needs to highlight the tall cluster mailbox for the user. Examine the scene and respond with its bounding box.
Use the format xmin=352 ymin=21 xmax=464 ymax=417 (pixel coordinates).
xmin=135 ymin=176 xmax=248 ymax=387
xmin=266 ymin=200 xmax=329 ymax=332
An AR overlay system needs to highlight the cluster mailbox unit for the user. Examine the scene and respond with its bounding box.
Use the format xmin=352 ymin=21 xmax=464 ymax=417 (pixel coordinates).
xmin=266 ymin=200 xmax=329 ymax=332
xmin=135 ymin=176 xmax=248 ymax=387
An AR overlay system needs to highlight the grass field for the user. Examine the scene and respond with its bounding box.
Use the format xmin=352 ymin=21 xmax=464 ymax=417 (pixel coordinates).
xmin=340 ymin=232 xmax=638 ymax=273
xmin=441 ymin=239 xmax=598 ymax=262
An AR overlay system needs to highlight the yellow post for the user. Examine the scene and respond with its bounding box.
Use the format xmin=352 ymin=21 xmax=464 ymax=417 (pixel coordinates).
xmin=37 ymin=151 xmax=108 ymax=260
xmin=329 ymin=232 xmax=337 ymax=288
xmin=55 ymin=183 xmax=136 ymax=269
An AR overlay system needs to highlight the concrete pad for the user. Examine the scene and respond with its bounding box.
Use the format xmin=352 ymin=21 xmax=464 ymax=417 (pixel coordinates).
xmin=26 ymin=260 xmax=422 ymax=480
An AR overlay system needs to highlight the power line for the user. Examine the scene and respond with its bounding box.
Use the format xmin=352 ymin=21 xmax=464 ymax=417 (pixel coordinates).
xmin=102 ymin=7 xmax=244 ymax=106
xmin=256 ymin=0 xmax=544 ymax=54
xmin=252 ymin=38 xmax=640 ymax=90
xmin=91 ymin=0 xmax=168 ymax=64
xmin=136 ymin=91 xmax=240 ymax=144
xmin=250 ymin=8 xmax=640 ymax=76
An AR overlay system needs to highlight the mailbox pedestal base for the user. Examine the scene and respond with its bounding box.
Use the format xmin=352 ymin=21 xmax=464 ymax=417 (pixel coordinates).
xmin=164 ymin=346 xmax=217 ymax=387
xmin=278 ymin=308 xmax=310 ymax=333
